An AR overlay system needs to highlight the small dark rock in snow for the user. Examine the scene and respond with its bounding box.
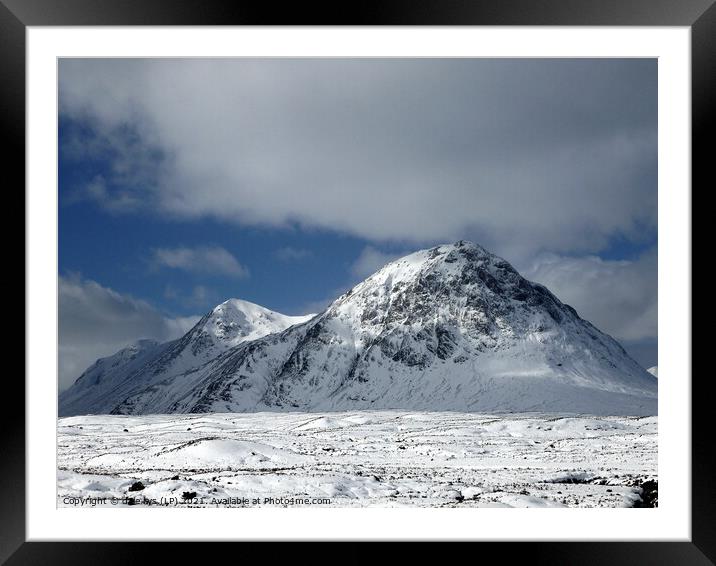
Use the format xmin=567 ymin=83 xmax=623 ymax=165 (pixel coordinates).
xmin=128 ymin=481 xmax=145 ymax=492
xmin=171 ymin=475 xmax=180 ymax=480
xmin=182 ymin=491 xmax=197 ymax=501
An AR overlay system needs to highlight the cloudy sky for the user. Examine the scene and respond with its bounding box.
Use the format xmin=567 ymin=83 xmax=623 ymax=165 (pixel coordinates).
xmin=58 ymin=58 xmax=657 ymax=390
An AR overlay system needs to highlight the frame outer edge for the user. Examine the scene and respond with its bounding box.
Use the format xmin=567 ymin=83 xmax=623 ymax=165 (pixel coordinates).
xmin=0 ymin=0 xmax=26 ymax=564
xmin=691 ymin=1 xmax=716 ymax=563
xmin=0 ymin=0 xmax=713 ymax=26
xmin=8 ymin=0 xmax=711 ymax=562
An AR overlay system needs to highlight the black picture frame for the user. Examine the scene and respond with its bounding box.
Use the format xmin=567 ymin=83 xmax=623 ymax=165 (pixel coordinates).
xmin=6 ymin=1 xmax=709 ymax=563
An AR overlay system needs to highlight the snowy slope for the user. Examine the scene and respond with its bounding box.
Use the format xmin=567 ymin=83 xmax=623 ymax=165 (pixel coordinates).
xmin=59 ymin=300 xmax=314 ymax=416
xmin=59 ymin=339 xmax=169 ymax=416
xmin=89 ymin=241 xmax=657 ymax=416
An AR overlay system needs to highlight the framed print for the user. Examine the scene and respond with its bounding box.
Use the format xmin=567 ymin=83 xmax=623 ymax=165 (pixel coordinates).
xmin=6 ymin=0 xmax=710 ymax=563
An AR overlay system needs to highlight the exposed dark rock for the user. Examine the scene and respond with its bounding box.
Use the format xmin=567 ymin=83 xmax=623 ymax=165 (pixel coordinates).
xmin=633 ymin=479 xmax=658 ymax=508
xmin=60 ymin=241 xmax=657 ymax=416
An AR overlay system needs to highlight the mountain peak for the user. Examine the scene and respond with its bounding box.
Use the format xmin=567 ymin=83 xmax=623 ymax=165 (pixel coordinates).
xmin=203 ymin=298 xmax=314 ymax=345
xmin=61 ymin=243 xmax=657 ymax=417
xmin=337 ymin=240 xmax=517 ymax=314
xmin=375 ymin=240 xmax=503 ymax=276
xmin=452 ymin=239 xmax=489 ymax=252
xmin=214 ymin=297 xmax=267 ymax=313
xmin=59 ymin=298 xmax=315 ymax=416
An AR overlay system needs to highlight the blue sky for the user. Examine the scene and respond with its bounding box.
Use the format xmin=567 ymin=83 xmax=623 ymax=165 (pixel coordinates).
xmin=58 ymin=169 xmax=654 ymax=317
xmin=60 ymin=146 xmax=372 ymax=318
xmin=58 ymin=58 xmax=657 ymax=388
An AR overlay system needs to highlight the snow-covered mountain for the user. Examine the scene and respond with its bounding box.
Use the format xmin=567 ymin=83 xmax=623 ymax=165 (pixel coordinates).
xmin=59 ymin=300 xmax=314 ymax=416
xmin=647 ymin=366 xmax=658 ymax=378
xmin=60 ymin=241 xmax=657 ymax=416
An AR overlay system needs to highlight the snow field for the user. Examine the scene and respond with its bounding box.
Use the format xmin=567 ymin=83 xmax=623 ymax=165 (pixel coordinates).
xmin=58 ymin=411 xmax=657 ymax=508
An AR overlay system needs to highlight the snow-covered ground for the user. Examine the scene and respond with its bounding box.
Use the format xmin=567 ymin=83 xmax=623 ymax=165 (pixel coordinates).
xmin=58 ymin=411 xmax=657 ymax=508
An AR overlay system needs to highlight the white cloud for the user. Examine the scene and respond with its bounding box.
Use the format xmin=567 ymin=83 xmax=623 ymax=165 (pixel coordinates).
xmin=59 ymin=275 xmax=200 ymax=391
xmin=521 ymin=248 xmax=657 ymax=342
xmin=185 ymin=285 xmax=216 ymax=309
xmin=59 ymin=59 xmax=657 ymax=258
xmin=82 ymin=174 xmax=143 ymax=212
xmin=350 ymin=246 xmax=405 ymax=278
xmin=151 ymin=246 xmax=249 ymax=278
xmin=274 ymin=247 xmax=313 ymax=262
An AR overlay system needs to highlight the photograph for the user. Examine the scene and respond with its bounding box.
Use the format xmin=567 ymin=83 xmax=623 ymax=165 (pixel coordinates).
xmin=56 ymin=57 xmax=660 ymax=510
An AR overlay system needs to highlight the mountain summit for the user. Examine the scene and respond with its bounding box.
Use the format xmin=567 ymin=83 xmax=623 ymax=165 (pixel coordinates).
xmin=60 ymin=242 xmax=656 ymax=416
xmin=59 ymin=299 xmax=314 ymax=416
